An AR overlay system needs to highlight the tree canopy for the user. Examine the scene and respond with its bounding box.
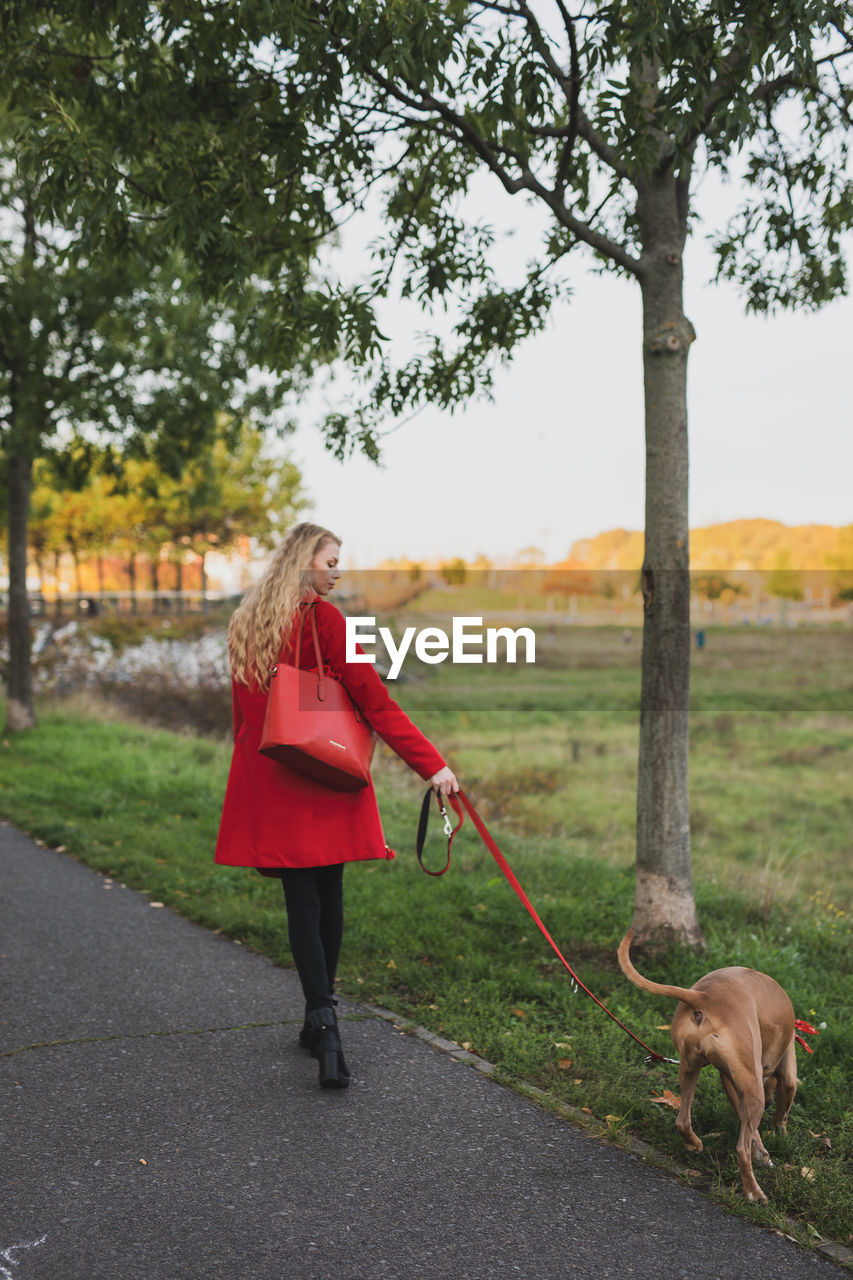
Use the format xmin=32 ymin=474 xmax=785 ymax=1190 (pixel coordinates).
xmin=0 ymin=115 xmax=307 ymax=727
xmin=5 ymin=2 xmax=851 ymax=445
xmin=3 ymin=1 xmax=851 ymax=940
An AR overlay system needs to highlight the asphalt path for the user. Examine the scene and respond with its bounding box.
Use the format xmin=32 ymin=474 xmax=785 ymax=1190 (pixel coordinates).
xmin=1 ymin=821 xmax=848 ymax=1280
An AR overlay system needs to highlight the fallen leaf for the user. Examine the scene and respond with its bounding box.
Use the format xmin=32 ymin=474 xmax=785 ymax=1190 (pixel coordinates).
xmin=650 ymin=1090 xmax=681 ymax=1109
xmin=557 ymin=1059 xmax=573 ymax=1070
xmin=654 ymin=1024 xmax=671 ymax=1031
xmin=150 ymin=902 xmax=165 ymax=908
xmin=512 ymin=1008 xmax=526 ymax=1019
xmin=139 ymin=1159 xmax=147 ymax=1166
xmin=581 ymin=1107 xmax=593 ymax=1115
xmin=800 ymin=1167 xmax=816 ymax=1182
xmin=605 ymin=1115 xmax=621 ymax=1125
xmin=574 ymin=1079 xmax=583 ymax=1086
xmin=554 ymin=1041 xmax=572 ymax=1049
xmin=386 ymin=958 xmax=396 ymax=970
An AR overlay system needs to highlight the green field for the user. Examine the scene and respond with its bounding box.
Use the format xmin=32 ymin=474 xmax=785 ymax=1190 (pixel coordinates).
xmin=1 ymin=623 xmax=851 ymax=1250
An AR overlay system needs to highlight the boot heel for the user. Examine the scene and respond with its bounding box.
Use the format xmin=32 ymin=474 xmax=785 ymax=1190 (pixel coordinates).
xmin=319 ymin=1050 xmax=349 ymax=1089
xmin=306 ymin=1006 xmax=351 ymax=1089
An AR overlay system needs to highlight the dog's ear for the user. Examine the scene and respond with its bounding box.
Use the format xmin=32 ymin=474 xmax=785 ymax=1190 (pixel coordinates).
xmin=692 ymin=1009 xmax=704 ymax=1026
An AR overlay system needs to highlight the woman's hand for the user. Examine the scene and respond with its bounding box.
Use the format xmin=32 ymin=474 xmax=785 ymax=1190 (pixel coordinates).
xmin=429 ymin=766 xmax=459 ymax=796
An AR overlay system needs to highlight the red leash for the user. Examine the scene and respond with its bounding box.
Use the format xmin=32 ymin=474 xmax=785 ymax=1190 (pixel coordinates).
xmin=416 ymin=788 xmax=677 ymax=1065
xmin=794 ymin=1019 xmax=818 ymax=1052
xmin=417 ymin=790 xmax=820 ymax=1065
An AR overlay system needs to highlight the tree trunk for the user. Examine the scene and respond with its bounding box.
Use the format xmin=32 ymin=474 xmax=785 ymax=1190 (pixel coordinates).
xmin=4 ymin=451 xmax=37 ymax=731
xmin=149 ymin=555 xmax=161 ymax=612
xmin=53 ymin=550 xmax=63 ymax=620
xmin=633 ymin=172 xmax=703 ymax=947
xmin=71 ymin=545 xmax=82 ymax=594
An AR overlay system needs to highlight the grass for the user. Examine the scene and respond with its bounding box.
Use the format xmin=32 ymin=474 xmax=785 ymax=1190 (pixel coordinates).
xmin=1 ymin=623 xmax=852 ymax=1253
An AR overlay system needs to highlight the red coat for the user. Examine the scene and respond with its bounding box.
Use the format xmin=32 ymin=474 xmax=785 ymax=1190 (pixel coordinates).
xmin=215 ymin=600 xmax=445 ymax=870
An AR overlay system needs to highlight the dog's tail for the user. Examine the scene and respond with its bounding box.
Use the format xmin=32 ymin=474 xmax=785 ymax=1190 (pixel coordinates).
xmin=617 ymin=928 xmax=704 ymax=1009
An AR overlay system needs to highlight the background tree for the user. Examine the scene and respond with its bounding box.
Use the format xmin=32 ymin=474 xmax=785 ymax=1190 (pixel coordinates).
xmin=0 ymin=145 xmax=298 ymax=729
xmin=828 ymin=525 xmax=853 ymax=600
xmin=767 ymin=551 xmax=805 ymax=603
xmin=177 ymin=416 xmax=309 ymax=599
xmin=24 ymin=468 xmax=60 ymax=600
xmin=6 ymin=3 xmax=852 ymax=942
xmin=440 ymin=558 xmax=468 ymax=585
xmin=23 ymin=435 xmax=306 ymax=611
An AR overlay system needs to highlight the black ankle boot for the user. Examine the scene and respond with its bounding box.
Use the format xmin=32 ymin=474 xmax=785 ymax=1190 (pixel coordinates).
xmin=306 ymin=1006 xmax=350 ymax=1089
xmin=298 ymin=997 xmax=337 ymax=1052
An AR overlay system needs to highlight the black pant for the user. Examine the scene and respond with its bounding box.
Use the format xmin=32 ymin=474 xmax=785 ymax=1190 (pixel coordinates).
xmin=279 ymin=864 xmax=345 ymax=1013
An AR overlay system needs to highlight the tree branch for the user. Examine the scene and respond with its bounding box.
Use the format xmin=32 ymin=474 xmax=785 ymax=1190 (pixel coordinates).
xmin=364 ymin=63 xmax=641 ymax=275
xmin=679 ymin=27 xmax=770 ymax=152
xmin=554 ymin=3 xmax=580 ymax=194
xmin=487 ymin=0 xmax=616 ymax=188
xmin=368 ymin=159 xmax=437 ymax=299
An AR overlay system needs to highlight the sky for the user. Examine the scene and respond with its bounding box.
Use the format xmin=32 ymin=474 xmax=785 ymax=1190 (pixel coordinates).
xmin=283 ymin=177 xmax=853 ymax=570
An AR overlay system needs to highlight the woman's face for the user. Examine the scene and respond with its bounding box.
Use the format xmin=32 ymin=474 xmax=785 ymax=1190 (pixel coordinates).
xmin=310 ymin=540 xmax=342 ymax=596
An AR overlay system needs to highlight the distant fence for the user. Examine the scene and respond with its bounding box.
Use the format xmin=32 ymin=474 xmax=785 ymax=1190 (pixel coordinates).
xmin=0 ymin=591 xmax=240 ymax=620
xmin=2 ymin=585 xmax=850 ymax=627
xmin=0 ymin=588 xmax=374 ymax=621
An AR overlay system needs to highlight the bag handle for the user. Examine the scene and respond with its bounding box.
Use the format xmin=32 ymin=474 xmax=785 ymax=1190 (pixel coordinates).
xmin=292 ymin=603 xmax=366 ymax=723
xmin=294 ymin=603 xmax=328 ymax=701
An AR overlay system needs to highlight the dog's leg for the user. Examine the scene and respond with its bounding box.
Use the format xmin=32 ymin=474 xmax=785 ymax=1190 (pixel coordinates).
xmin=771 ymin=1039 xmax=798 ymax=1134
xmin=723 ymin=1068 xmax=770 ymax=1203
xmin=723 ymin=1073 xmax=774 ymax=1171
xmin=763 ymin=1071 xmax=777 ymax=1109
xmin=738 ymin=1090 xmax=771 ymax=1202
xmin=675 ymin=1054 xmax=704 ymax=1153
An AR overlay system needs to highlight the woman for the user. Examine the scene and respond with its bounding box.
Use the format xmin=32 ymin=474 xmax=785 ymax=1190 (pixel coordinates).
xmin=215 ymin=522 xmax=458 ymax=1089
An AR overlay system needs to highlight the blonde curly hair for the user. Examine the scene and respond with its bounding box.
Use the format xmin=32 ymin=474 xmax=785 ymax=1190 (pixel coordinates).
xmin=228 ymin=522 xmax=341 ymax=690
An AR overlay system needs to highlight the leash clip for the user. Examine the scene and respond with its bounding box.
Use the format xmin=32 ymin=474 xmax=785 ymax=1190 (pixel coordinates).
xmin=438 ymin=797 xmax=454 ymax=837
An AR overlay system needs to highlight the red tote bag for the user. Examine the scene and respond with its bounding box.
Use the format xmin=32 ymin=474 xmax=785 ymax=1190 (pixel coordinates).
xmin=258 ymin=605 xmax=375 ymax=791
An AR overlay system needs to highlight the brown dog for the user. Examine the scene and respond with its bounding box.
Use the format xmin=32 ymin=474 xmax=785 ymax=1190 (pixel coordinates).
xmin=618 ymin=928 xmax=798 ymax=1202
